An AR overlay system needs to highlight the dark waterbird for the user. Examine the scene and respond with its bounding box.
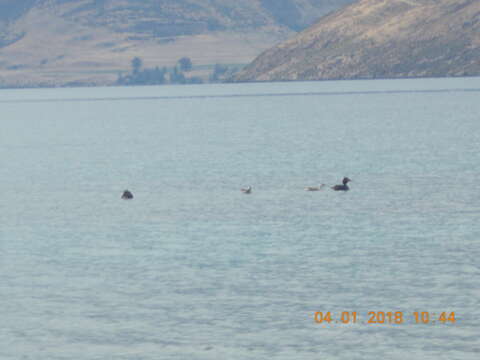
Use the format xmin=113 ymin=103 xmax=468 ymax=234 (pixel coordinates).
xmin=331 ymin=177 xmax=351 ymax=191
xmin=121 ymin=190 xmax=134 ymax=199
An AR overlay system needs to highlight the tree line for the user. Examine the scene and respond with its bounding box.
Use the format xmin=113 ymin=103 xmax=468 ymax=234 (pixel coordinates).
xmin=116 ymin=57 xmax=238 ymax=86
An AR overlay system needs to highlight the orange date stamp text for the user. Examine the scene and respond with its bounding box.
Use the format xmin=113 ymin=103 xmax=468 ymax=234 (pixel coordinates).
xmin=314 ymin=311 xmax=456 ymax=325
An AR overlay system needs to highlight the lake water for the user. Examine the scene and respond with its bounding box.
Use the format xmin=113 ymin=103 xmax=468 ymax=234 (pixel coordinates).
xmin=1 ymin=78 xmax=479 ymax=359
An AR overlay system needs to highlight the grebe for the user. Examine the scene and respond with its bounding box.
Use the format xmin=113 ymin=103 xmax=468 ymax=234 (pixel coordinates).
xmin=331 ymin=177 xmax=351 ymax=191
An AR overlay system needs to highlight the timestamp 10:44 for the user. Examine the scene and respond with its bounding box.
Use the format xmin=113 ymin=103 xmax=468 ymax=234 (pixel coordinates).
xmin=314 ymin=311 xmax=456 ymax=325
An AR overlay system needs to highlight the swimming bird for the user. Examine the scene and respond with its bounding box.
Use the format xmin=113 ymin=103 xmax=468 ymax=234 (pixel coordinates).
xmin=331 ymin=177 xmax=351 ymax=191
xmin=241 ymin=186 xmax=252 ymax=194
xmin=304 ymin=184 xmax=325 ymax=191
xmin=121 ymin=190 xmax=134 ymax=199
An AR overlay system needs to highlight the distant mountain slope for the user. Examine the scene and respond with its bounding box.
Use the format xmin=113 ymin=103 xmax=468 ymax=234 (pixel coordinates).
xmin=0 ymin=0 xmax=354 ymax=86
xmin=0 ymin=0 xmax=354 ymax=34
xmin=235 ymin=0 xmax=480 ymax=81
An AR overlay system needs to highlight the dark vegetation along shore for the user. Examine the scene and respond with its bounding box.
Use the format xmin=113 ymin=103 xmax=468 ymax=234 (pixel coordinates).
xmin=116 ymin=57 xmax=238 ymax=86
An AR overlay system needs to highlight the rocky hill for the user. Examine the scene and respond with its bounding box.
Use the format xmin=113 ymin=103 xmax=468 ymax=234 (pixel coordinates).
xmin=235 ymin=0 xmax=480 ymax=81
xmin=0 ymin=0 xmax=354 ymax=87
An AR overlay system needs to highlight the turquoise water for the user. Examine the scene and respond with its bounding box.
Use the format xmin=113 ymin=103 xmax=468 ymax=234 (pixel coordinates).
xmin=1 ymin=78 xmax=479 ymax=359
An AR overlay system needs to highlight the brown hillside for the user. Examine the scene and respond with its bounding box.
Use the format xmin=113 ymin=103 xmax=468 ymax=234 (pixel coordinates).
xmin=0 ymin=0 xmax=354 ymax=87
xmin=235 ymin=0 xmax=480 ymax=81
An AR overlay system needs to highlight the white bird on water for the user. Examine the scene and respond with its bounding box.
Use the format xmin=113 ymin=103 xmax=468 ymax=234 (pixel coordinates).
xmin=241 ymin=186 xmax=252 ymax=194
xmin=304 ymin=184 xmax=325 ymax=191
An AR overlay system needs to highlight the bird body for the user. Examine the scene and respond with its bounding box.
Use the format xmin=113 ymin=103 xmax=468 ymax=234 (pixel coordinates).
xmin=304 ymin=184 xmax=325 ymax=191
xmin=121 ymin=190 xmax=134 ymax=199
xmin=331 ymin=177 xmax=351 ymax=191
xmin=241 ymin=186 xmax=252 ymax=194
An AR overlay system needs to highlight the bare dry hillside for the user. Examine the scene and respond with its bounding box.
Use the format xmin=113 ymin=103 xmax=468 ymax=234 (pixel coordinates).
xmin=235 ymin=0 xmax=480 ymax=81
xmin=0 ymin=0 xmax=354 ymax=86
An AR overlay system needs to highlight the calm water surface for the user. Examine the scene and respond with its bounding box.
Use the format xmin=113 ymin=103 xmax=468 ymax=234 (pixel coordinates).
xmin=1 ymin=78 xmax=479 ymax=359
